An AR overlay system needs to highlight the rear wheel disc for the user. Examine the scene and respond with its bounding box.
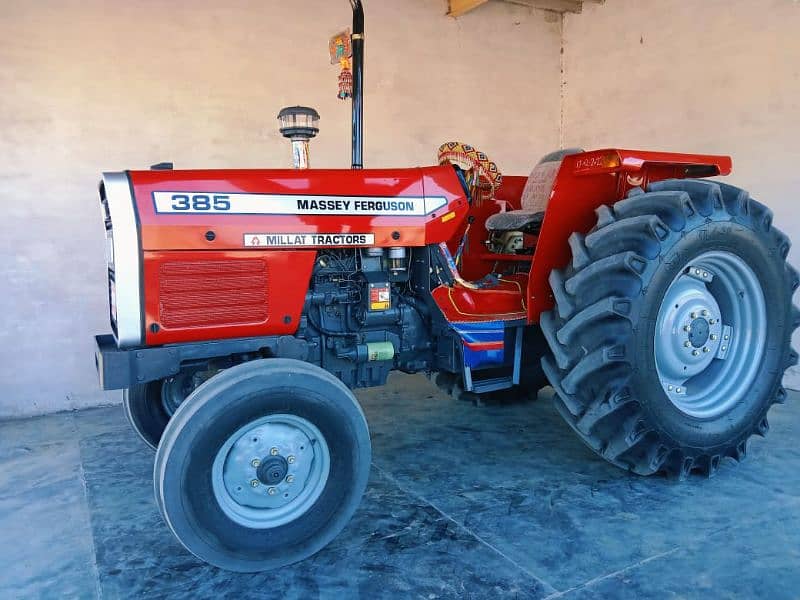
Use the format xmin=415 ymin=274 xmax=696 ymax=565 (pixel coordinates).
xmin=655 ymin=251 xmax=767 ymax=419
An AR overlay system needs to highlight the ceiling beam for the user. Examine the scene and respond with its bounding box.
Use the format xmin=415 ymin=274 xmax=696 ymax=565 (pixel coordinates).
xmin=500 ymin=0 xmax=583 ymax=13
xmin=447 ymin=0 xmax=490 ymax=17
xmin=448 ymin=0 xmax=602 ymax=17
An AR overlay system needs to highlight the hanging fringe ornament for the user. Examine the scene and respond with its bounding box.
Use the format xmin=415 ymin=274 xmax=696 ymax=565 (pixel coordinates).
xmin=337 ymin=58 xmax=353 ymax=100
xmin=329 ymin=29 xmax=353 ymax=100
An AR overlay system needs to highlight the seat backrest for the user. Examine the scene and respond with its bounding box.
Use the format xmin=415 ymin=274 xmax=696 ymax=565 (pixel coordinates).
xmin=520 ymin=148 xmax=584 ymax=214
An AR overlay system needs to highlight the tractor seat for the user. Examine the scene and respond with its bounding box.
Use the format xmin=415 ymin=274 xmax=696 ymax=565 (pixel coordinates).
xmin=485 ymin=148 xmax=585 ymax=234
xmin=485 ymin=210 xmax=544 ymax=234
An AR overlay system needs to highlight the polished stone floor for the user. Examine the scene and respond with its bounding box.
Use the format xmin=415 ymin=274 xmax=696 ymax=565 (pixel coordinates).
xmin=1 ymin=375 xmax=798 ymax=599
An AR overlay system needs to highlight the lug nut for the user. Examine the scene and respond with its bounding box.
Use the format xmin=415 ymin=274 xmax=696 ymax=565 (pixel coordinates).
xmin=692 ymin=350 xmax=700 ymax=356
xmin=683 ymin=325 xmax=691 ymax=332
xmin=724 ymin=335 xmax=730 ymax=340
xmin=703 ymin=347 xmax=710 ymax=353
xmin=694 ymin=269 xmax=701 ymax=275
xmin=250 ymin=479 xmax=259 ymax=488
xmin=668 ymin=385 xmax=674 ymax=391
xmin=251 ymin=458 xmax=261 ymax=468
xmin=268 ymin=487 xmax=277 ymax=495
xmin=709 ymin=319 xmax=716 ymax=325
xmin=684 ymin=341 xmax=691 ymax=347
xmin=702 ymin=309 xmax=709 ymax=317
xmin=722 ymin=346 xmax=727 ymax=352
xmin=287 ymin=455 xmax=296 ymax=464
xmin=691 ymin=312 xmax=698 ymax=319
xmin=286 ymin=475 xmax=295 ymax=483
xmin=270 ymin=447 xmax=279 ymax=456
xmin=703 ymin=271 xmax=709 ymax=278
xmin=676 ymin=387 xmax=682 ymax=393
xmin=710 ymin=334 xmax=717 ymax=341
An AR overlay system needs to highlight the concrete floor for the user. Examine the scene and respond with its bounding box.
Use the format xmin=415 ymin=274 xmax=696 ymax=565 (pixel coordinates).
xmin=1 ymin=375 xmax=798 ymax=599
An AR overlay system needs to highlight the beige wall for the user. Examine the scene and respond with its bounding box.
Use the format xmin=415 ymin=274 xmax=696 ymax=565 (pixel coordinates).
xmin=563 ymin=0 xmax=800 ymax=386
xmin=4 ymin=0 xmax=797 ymax=417
xmin=0 ymin=0 xmax=561 ymax=417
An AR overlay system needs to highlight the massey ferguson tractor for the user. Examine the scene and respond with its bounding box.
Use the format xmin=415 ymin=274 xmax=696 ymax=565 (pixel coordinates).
xmin=94 ymin=0 xmax=797 ymax=572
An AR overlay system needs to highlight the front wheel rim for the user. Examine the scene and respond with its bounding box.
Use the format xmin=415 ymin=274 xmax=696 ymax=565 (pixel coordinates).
xmin=654 ymin=250 xmax=767 ymax=419
xmin=211 ymin=414 xmax=330 ymax=529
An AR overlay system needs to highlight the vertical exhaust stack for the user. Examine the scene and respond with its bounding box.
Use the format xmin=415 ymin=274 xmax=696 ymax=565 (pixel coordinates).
xmin=351 ymin=0 xmax=364 ymax=169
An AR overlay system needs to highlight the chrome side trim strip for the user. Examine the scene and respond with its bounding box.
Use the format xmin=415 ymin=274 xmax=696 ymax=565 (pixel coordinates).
xmin=102 ymin=172 xmax=143 ymax=348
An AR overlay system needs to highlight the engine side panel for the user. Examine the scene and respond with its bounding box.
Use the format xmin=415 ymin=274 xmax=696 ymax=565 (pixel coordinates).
xmin=143 ymin=250 xmax=315 ymax=345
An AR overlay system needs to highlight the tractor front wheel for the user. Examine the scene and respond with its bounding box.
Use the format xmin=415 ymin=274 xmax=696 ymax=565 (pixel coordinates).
xmin=123 ymin=370 xmax=200 ymax=450
xmin=541 ymin=179 xmax=798 ymax=477
xmin=153 ymin=358 xmax=371 ymax=571
xmin=123 ymin=382 xmax=170 ymax=450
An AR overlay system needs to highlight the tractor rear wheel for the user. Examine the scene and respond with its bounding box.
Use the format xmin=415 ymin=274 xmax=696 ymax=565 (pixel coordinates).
xmin=153 ymin=358 xmax=371 ymax=571
xmin=541 ymin=179 xmax=799 ymax=478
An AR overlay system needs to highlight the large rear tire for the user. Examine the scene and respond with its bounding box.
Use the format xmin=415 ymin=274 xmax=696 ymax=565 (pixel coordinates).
xmin=154 ymin=358 xmax=371 ymax=572
xmin=541 ymin=179 xmax=799 ymax=478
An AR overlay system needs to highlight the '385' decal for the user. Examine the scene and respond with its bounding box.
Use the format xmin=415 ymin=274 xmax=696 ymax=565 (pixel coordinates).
xmin=167 ymin=194 xmax=231 ymax=211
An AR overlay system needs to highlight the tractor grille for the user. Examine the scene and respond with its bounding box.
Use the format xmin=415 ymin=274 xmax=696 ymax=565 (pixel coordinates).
xmin=158 ymin=260 xmax=269 ymax=329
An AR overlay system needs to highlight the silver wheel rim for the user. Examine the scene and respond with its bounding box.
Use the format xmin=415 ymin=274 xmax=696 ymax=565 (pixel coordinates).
xmin=211 ymin=414 xmax=330 ymax=529
xmin=654 ymin=251 xmax=767 ymax=419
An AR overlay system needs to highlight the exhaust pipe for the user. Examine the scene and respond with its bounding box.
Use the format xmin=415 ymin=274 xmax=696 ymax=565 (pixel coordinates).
xmin=350 ymin=0 xmax=364 ymax=169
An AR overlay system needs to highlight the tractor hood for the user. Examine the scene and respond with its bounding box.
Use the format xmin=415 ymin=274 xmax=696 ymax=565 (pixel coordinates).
xmin=116 ymin=165 xmax=469 ymax=252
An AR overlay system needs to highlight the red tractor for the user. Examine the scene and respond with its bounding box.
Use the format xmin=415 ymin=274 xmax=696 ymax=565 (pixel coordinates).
xmin=94 ymin=1 xmax=797 ymax=572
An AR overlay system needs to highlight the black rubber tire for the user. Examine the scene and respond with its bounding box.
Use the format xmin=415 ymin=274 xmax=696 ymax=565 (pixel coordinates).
xmin=540 ymin=179 xmax=799 ymax=478
xmin=518 ymin=326 xmax=551 ymax=398
xmin=123 ymin=382 xmax=169 ymax=451
xmin=153 ymin=358 xmax=371 ymax=572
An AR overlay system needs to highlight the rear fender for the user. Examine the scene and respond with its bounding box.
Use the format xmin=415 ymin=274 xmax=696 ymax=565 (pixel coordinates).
xmin=527 ymin=149 xmax=732 ymax=321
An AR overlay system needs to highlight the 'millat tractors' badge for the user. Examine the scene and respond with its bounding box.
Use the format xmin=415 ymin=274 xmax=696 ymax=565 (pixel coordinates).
xmin=329 ymin=29 xmax=353 ymax=100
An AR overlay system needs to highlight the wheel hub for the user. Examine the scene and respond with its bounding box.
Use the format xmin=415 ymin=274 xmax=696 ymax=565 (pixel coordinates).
xmin=256 ymin=455 xmax=289 ymax=486
xmin=688 ymin=317 xmax=710 ymax=348
xmin=656 ymin=276 xmax=723 ymax=388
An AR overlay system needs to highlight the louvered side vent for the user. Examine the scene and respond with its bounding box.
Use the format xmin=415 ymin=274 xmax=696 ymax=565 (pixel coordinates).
xmin=158 ymin=260 xmax=268 ymax=329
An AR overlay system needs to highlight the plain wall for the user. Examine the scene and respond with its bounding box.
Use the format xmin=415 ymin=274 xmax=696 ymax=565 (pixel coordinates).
xmin=563 ymin=0 xmax=800 ymax=387
xmin=0 ymin=0 xmax=562 ymax=417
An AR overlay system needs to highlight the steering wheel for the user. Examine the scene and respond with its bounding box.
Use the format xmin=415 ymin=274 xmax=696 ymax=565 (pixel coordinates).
xmin=437 ymin=142 xmax=503 ymax=193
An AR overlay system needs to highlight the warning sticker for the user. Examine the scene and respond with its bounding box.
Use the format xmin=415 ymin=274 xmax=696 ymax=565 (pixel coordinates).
xmin=244 ymin=233 xmax=375 ymax=247
xmin=369 ymin=285 xmax=391 ymax=311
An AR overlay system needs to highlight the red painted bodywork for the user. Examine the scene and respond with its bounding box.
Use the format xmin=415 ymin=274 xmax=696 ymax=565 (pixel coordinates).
xmin=431 ymin=276 xmax=528 ymax=323
xmin=142 ymin=250 xmax=315 ymax=345
xmin=129 ymin=149 xmax=731 ymax=344
xmin=130 ymin=166 xmax=468 ymax=251
xmin=526 ymin=149 xmax=731 ymax=319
